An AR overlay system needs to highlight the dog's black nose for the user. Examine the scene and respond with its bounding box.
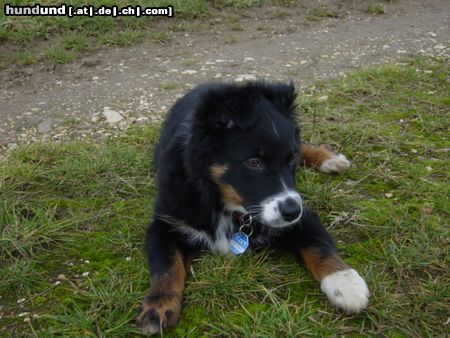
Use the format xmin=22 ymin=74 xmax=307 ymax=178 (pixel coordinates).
xmin=278 ymin=198 xmax=301 ymax=222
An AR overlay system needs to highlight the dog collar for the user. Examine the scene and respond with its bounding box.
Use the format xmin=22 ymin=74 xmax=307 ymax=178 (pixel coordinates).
xmin=231 ymin=211 xmax=253 ymax=235
xmin=229 ymin=211 xmax=254 ymax=255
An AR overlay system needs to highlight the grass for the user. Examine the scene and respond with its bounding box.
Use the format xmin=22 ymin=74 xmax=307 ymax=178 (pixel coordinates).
xmin=306 ymin=4 xmax=340 ymax=21
xmin=366 ymin=4 xmax=385 ymax=15
xmin=44 ymin=46 xmax=75 ymax=63
xmin=0 ymin=0 xmax=291 ymax=69
xmin=0 ymin=0 xmax=211 ymax=67
xmin=1 ymin=57 xmax=449 ymax=336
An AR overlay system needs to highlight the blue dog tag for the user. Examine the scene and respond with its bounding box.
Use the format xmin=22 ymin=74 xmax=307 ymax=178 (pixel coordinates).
xmin=230 ymin=232 xmax=249 ymax=255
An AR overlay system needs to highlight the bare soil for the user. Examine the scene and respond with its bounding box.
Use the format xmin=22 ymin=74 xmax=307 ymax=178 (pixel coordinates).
xmin=0 ymin=0 xmax=448 ymax=157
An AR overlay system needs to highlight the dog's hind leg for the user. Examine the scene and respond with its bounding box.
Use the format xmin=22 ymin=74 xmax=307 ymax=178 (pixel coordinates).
xmin=300 ymin=143 xmax=351 ymax=173
xmin=137 ymin=220 xmax=196 ymax=336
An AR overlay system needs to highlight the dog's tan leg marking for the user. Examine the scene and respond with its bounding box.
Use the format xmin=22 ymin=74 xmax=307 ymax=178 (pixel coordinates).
xmin=301 ymin=247 xmax=369 ymax=314
xmin=137 ymin=251 xmax=188 ymax=336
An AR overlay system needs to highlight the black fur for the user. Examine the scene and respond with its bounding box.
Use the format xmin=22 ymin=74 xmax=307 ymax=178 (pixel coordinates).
xmin=139 ymin=81 xmax=342 ymax=333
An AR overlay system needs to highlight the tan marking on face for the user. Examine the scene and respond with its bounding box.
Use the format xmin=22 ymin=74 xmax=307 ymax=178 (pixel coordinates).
xmin=210 ymin=164 xmax=244 ymax=207
xmin=300 ymin=143 xmax=334 ymax=168
xmin=300 ymin=247 xmax=349 ymax=282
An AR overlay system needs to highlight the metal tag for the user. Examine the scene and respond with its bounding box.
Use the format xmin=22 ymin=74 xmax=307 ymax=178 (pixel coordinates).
xmin=229 ymin=232 xmax=249 ymax=255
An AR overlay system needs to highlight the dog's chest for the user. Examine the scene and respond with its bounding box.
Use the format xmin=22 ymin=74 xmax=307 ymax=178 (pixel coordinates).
xmin=177 ymin=214 xmax=267 ymax=254
xmin=214 ymin=214 xmax=268 ymax=254
xmin=213 ymin=214 xmax=236 ymax=254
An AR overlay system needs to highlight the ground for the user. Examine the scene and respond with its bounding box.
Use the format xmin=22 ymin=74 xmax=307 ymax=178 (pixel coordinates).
xmin=0 ymin=0 xmax=449 ymax=157
xmin=0 ymin=0 xmax=449 ymax=337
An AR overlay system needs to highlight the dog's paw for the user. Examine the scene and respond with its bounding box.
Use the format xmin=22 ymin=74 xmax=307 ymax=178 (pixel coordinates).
xmin=137 ymin=294 xmax=181 ymax=336
xmin=319 ymin=153 xmax=351 ymax=174
xmin=321 ymin=268 xmax=370 ymax=314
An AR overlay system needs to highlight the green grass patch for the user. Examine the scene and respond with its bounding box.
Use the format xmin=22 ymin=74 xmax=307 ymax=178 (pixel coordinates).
xmin=16 ymin=49 xmax=38 ymax=65
xmin=61 ymin=33 xmax=89 ymax=52
xmin=306 ymin=4 xmax=340 ymax=21
xmin=44 ymin=46 xmax=75 ymax=63
xmin=366 ymin=4 xmax=385 ymax=15
xmin=212 ymin=0 xmax=264 ymax=9
xmin=100 ymin=29 xmax=144 ymax=46
xmin=0 ymin=0 xmax=293 ymax=69
xmin=1 ymin=57 xmax=449 ymax=336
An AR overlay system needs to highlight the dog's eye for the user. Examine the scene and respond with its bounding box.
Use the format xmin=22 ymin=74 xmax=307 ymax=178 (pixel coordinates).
xmin=289 ymin=153 xmax=299 ymax=165
xmin=244 ymin=158 xmax=263 ymax=170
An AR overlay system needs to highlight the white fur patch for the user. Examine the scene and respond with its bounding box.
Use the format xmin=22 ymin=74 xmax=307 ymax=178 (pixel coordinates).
xmin=320 ymin=153 xmax=351 ymax=173
xmin=213 ymin=213 xmax=234 ymax=254
xmin=320 ymin=268 xmax=370 ymax=314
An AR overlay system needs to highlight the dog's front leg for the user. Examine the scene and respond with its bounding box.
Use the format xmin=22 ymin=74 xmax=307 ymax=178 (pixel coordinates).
xmin=279 ymin=208 xmax=370 ymax=313
xmin=137 ymin=220 xmax=194 ymax=335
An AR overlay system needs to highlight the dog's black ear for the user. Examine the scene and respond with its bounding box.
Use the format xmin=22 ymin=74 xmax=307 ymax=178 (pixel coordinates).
xmin=260 ymin=81 xmax=297 ymax=116
xmin=194 ymin=85 xmax=257 ymax=131
xmin=195 ymin=103 xmax=237 ymax=131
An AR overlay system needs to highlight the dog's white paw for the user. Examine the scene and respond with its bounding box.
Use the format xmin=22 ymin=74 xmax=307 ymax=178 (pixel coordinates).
xmin=320 ymin=154 xmax=351 ymax=173
xmin=321 ymin=268 xmax=370 ymax=314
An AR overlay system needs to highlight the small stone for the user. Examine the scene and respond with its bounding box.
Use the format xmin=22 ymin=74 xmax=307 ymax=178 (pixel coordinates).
xmin=17 ymin=298 xmax=26 ymax=304
xmin=135 ymin=116 xmax=149 ymax=125
xmin=7 ymin=143 xmax=17 ymax=150
xmin=23 ymin=317 xmax=31 ymax=323
xmin=93 ymin=132 xmax=105 ymax=139
xmin=37 ymin=118 xmax=54 ymax=134
xmin=18 ymin=312 xmax=30 ymax=317
xmin=125 ymin=256 xmax=132 ymax=261
xmin=92 ymin=76 xmax=99 ymax=81
xmin=425 ymin=166 xmax=432 ymax=171
xmin=384 ymin=192 xmax=394 ymax=198
xmin=102 ymin=109 xmax=123 ymax=124
xmin=318 ymin=95 xmax=328 ymax=102
xmin=56 ymin=274 xmax=66 ymax=281
xmin=82 ymin=272 xmax=89 ymax=277
xmin=118 ymin=121 xmax=128 ymax=129
xmin=428 ymin=32 xmax=437 ymax=37
xmin=181 ymin=69 xmax=197 ymax=75
xmin=235 ymin=74 xmax=257 ymax=82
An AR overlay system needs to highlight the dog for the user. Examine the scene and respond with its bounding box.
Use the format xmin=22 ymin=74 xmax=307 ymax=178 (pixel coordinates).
xmin=137 ymin=81 xmax=370 ymax=335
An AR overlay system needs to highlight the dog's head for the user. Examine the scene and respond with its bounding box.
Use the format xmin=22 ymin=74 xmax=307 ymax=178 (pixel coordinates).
xmin=189 ymin=81 xmax=302 ymax=228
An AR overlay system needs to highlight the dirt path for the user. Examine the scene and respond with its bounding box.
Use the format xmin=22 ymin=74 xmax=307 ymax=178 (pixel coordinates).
xmin=0 ymin=0 xmax=448 ymax=156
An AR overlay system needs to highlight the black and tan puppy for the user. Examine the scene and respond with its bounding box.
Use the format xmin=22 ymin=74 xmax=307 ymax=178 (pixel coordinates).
xmin=137 ymin=81 xmax=369 ymax=335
